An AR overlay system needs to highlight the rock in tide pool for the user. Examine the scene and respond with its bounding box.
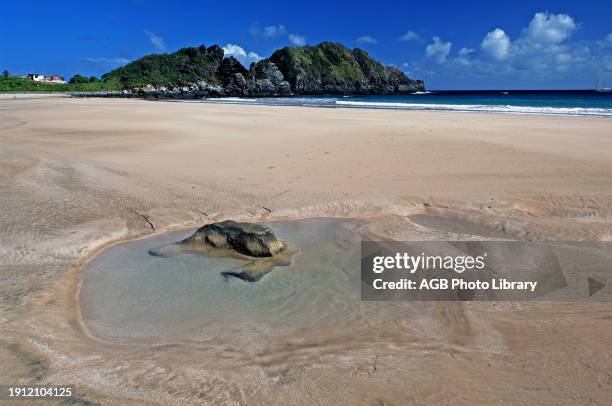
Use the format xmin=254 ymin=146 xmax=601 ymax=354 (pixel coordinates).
xmin=188 ymin=220 xmax=285 ymax=257
xmin=149 ymin=220 xmax=294 ymax=281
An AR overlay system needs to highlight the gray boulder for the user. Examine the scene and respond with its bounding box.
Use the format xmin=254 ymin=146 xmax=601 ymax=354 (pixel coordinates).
xmin=149 ymin=221 xmax=294 ymax=282
xmin=185 ymin=220 xmax=285 ymax=257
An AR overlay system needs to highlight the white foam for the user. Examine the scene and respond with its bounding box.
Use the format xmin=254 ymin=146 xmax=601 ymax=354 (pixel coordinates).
xmin=182 ymin=97 xmax=337 ymax=106
xmin=175 ymin=97 xmax=612 ymax=117
xmin=335 ymin=100 xmax=612 ymax=116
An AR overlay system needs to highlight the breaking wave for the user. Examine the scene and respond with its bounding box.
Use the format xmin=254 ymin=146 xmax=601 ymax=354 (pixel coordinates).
xmin=178 ymin=97 xmax=612 ymax=116
xmin=334 ymin=100 xmax=612 ymax=116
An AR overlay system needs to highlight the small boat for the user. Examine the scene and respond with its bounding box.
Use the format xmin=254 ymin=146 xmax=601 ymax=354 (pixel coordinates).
xmin=594 ymin=79 xmax=612 ymax=93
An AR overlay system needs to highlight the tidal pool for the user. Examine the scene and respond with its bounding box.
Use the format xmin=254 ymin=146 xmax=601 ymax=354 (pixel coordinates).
xmin=79 ymin=218 xmax=374 ymax=343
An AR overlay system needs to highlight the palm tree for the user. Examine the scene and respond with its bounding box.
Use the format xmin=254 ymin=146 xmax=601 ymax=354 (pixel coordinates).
xmin=2 ymin=70 xmax=8 ymax=78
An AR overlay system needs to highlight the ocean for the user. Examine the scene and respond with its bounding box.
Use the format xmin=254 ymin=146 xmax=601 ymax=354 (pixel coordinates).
xmin=186 ymin=90 xmax=612 ymax=116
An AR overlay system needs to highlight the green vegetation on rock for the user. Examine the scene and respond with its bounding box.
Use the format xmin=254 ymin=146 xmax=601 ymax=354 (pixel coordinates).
xmin=95 ymin=41 xmax=422 ymax=94
xmin=269 ymin=42 xmax=423 ymax=94
xmin=282 ymin=42 xmax=365 ymax=82
xmin=102 ymin=45 xmax=224 ymax=88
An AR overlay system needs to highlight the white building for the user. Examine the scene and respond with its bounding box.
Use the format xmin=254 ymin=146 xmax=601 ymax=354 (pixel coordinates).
xmin=27 ymin=74 xmax=66 ymax=84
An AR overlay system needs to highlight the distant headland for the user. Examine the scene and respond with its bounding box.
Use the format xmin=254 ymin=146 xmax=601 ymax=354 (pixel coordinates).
xmin=0 ymin=42 xmax=424 ymax=98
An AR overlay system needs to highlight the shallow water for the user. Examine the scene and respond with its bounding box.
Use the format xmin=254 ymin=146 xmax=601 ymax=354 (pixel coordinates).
xmin=80 ymin=218 xmax=379 ymax=343
xmin=180 ymin=90 xmax=612 ymax=116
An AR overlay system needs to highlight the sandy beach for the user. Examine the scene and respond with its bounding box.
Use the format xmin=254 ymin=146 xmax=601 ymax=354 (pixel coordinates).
xmin=1 ymin=97 xmax=612 ymax=404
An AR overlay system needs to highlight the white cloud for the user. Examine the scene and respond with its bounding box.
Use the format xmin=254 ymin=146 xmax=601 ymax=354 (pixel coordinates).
xmin=509 ymin=13 xmax=579 ymax=71
xmin=598 ymin=33 xmax=612 ymax=48
xmin=223 ymin=44 xmax=247 ymax=58
xmin=456 ymin=48 xmax=474 ymax=66
xmin=249 ymin=23 xmax=288 ymax=39
xmin=412 ymin=11 xmax=612 ymax=88
xmin=247 ymin=51 xmax=262 ymax=61
xmin=398 ymin=31 xmax=420 ymax=42
xmin=355 ymin=35 xmax=378 ymax=45
xmin=83 ymin=57 xmax=130 ymax=69
xmin=263 ymin=24 xmax=287 ymax=38
xmin=426 ymin=36 xmax=452 ymax=63
xmin=522 ymin=12 xmax=577 ymax=45
xmin=481 ymin=28 xmax=511 ymax=60
xmin=144 ymin=30 xmax=166 ymax=52
xmin=222 ymin=44 xmax=262 ymax=66
xmin=466 ymin=12 xmax=581 ymax=71
xmin=289 ymin=34 xmax=306 ymax=46
xmin=556 ymin=53 xmax=571 ymax=64
xmin=84 ymin=58 xmax=130 ymax=65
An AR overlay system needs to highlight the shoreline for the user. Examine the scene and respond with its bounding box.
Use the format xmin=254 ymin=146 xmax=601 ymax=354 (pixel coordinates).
xmin=2 ymin=91 xmax=611 ymax=117
xmin=170 ymin=96 xmax=612 ymax=117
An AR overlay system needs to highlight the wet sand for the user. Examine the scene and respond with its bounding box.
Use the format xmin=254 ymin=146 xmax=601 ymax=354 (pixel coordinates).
xmin=1 ymin=97 xmax=612 ymax=404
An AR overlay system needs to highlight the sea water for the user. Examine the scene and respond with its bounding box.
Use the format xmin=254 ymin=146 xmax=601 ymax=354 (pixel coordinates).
xmin=181 ymin=90 xmax=612 ymax=116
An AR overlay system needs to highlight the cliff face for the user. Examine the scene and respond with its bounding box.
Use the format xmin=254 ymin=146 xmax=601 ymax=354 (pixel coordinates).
xmin=270 ymin=42 xmax=424 ymax=95
xmin=99 ymin=42 xmax=424 ymax=98
xmin=220 ymin=58 xmax=292 ymax=97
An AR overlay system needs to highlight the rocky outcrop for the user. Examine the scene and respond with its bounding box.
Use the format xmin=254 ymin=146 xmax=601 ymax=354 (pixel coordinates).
xmin=184 ymin=220 xmax=285 ymax=257
xmin=222 ymin=60 xmax=292 ymax=97
xmin=246 ymin=61 xmax=292 ymax=96
xmin=269 ymin=42 xmax=424 ymax=95
xmin=94 ymin=41 xmax=424 ymax=98
xmin=149 ymin=221 xmax=294 ymax=282
xmin=102 ymin=44 xmax=225 ymax=89
xmin=218 ymin=56 xmax=249 ymax=77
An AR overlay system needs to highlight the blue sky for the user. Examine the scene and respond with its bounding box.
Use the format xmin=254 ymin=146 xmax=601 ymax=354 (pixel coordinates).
xmin=2 ymin=0 xmax=612 ymax=89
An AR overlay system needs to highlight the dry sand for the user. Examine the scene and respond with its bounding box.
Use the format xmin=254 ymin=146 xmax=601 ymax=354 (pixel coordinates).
xmin=1 ymin=97 xmax=611 ymax=405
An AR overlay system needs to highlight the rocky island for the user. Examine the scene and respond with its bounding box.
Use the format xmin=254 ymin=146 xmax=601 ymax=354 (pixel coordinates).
xmin=90 ymin=41 xmax=424 ymax=98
